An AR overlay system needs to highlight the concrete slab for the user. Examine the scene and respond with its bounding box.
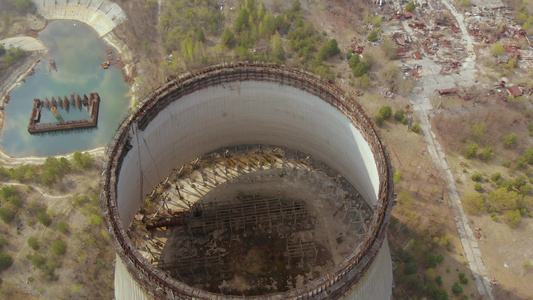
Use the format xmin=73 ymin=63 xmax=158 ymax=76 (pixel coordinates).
xmin=0 ymin=36 xmax=47 ymax=52
xmin=88 ymin=0 xmax=105 ymax=11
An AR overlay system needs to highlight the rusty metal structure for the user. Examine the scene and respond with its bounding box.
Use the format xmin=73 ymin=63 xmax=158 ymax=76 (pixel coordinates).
xmin=101 ymin=63 xmax=394 ymax=299
xmin=28 ymin=93 xmax=100 ymax=134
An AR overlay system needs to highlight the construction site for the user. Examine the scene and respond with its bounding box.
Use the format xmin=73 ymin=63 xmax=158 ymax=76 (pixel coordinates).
xmin=102 ymin=63 xmax=394 ymax=299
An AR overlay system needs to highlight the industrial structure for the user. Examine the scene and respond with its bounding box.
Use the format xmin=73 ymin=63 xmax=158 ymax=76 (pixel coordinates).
xmin=101 ymin=63 xmax=394 ymax=299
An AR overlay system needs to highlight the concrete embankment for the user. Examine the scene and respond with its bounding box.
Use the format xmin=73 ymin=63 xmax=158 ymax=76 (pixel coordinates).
xmin=32 ymin=0 xmax=126 ymax=37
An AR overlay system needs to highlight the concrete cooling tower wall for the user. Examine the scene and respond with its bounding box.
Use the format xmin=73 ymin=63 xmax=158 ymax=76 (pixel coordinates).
xmin=102 ymin=63 xmax=394 ymax=299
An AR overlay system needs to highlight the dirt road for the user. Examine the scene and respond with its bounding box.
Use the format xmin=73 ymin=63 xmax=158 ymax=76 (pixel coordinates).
xmin=408 ymin=1 xmax=494 ymax=298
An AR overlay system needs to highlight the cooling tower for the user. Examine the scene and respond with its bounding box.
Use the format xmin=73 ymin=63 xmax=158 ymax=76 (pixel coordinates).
xmin=101 ymin=63 xmax=394 ymax=299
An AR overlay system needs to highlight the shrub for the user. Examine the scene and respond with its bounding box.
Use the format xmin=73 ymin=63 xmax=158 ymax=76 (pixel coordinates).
xmin=27 ymin=237 xmax=39 ymax=250
xmin=51 ymin=240 xmax=67 ymax=255
xmin=27 ymin=253 xmax=46 ymax=268
xmin=459 ymin=272 xmax=469 ymax=284
xmin=503 ymin=160 xmax=511 ymax=168
xmin=394 ymin=171 xmax=402 ymax=184
xmin=424 ymin=253 xmax=438 ymax=268
xmin=0 ymin=253 xmax=13 ymax=271
xmin=425 ymin=268 xmax=437 ymax=280
xmin=523 ymin=260 xmax=532 ymax=270
xmin=411 ymin=123 xmax=421 ymax=133
xmin=379 ymin=106 xmax=393 ymax=119
xmin=367 ymin=28 xmax=380 ymax=43
xmin=479 ymin=147 xmax=493 ymax=161
xmin=0 ymin=238 xmax=6 ymax=250
xmin=435 ymin=275 xmax=443 ymax=286
xmin=37 ymin=211 xmax=52 ymax=227
xmin=463 ymin=193 xmax=484 ymax=215
xmin=503 ymin=133 xmax=517 ymax=148
xmin=373 ymin=114 xmax=384 ymax=127
xmin=394 ymin=109 xmax=405 ymax=121
xmin=405 ymin=1 xmax=416 ymax=12
xmin=490 ymin=172 xmax=501 ymax=182
xmin=436 ymin=254 xmax=445 ymax=263
xmin=471 ymin=173 xmax=483 ymax=182
xmin=474 ymin=183 xmax=482 ymax=191
xmin=57 ymin=222 xmax=69 ymax=234
xmin=0 ymin=208 xmax=15 ymax=223
xmin=220 ymin=28 xmax=235 ymax=47
xmin=504 ymin=209 xmax=521 ymax=228
xmin=490 ymin=43 xmax=504 ymax=56
xmin=465 ymin=143 xmax=478 ymax=159
xmin=404 ymin=261 xmax=417 ymax=275
xmin=452 ymin=282 xmax=464 ymax=295
xmin=90 ymin=214 xmax=104 ymax=226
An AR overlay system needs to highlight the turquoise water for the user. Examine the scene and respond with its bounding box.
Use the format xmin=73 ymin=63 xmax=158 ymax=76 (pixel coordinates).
xmin=1 ymin=21 xmax=131 ymax=157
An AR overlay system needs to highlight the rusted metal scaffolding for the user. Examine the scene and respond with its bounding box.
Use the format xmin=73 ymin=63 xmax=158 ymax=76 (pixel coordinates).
xmin=186 ymin=195 xmax=310 ymax=236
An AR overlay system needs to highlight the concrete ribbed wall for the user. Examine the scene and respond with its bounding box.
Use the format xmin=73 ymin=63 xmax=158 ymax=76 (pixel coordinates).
xmin=103 ymin=65 xmax=393 ymax=300
xmin=32 ymin=0 xmax=126 ymax=37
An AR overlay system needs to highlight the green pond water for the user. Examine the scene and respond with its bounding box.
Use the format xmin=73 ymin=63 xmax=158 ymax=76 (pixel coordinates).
xmin=1 ymin=20 xmax=131 ymax=157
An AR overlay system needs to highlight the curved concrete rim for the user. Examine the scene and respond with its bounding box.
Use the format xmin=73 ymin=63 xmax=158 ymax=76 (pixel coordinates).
xmin=102 ymin=63 xmax=394 ymax=299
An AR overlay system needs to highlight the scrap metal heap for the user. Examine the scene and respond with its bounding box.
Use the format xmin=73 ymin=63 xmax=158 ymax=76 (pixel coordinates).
xmin=128 ymin=146 xmax=373 ymax=296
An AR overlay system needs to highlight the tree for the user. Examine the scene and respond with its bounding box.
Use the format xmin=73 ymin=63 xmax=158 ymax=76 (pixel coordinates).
xmin=470 ymin=121 xmax=485 ymax=142
xmin=51 ymin=240 xmax=67 ymax=255
xmin=465 ymin=143 xmax=478 ymax=159
xmin=221 ymin=28 xmax=236 ymax=47
xmin=197 ymin=28 xmax=206 ymax=43
xmin=452 ymin=282 xmax=464 ymax=295
xmin=459 ymin=272 xmax=469 ymax=284
xmin=0 ymin=208 xmax=15 ymax=223
xmin=270 ymin=33 xmax=285 ymax=63
xmin=479 ymin=147 xmax=493 ymax=161
xmin=486 ymin=188 xmax=521 ymax=212
xmin=411 ymin=123 xmax=421 ymax=133
xmin=0 ymin=253 xmax=13 ymax=271
xmin=373 ymin=114 xmax=384 ymax=127
xmin=367 ymin=28 xmax=380 ymax=42
xmin=14 ymin=0 xmax=34 ymax=12
xmin=57 ymin=222 xmax=69 ymax=234
xmin=504 ymin=209 xmax=521 ymax=228
xmin=503 ymin=133 xmax=517 ymax=148
xmin=233 ymin=8 xmax=249 ymax=34
xmin=379 ymin=106 xmax=392 ymax=119
xmin=5 ymin=54 xmax=13 ymax=65
xmin=381 ymin=38 xmax=397 ymax=59
xmin=394 ymin=109 xmax=405 ymax=121
xmin=491 ymin=43 xmax=504 ymax=56
xmin=405 ymin=1 xmax=416 ymax=12
xmin=37 ymin=211 xmax=52 ymax=227
xmin=26 ymin=253 xmax=46 ymax=268
xmin=73 ymin=152 xmax=93 ymax=169
xmin=27 ymin=237 xmax=39 ymax=250
xmin=424 ymin=253 xmax=438 ymax=268
xmin=0 ymin=186 xmax=16 ymax=200
xmin=353 ymin=61 xmax=371 ymax=77
xmin=317 ymin=39 xmax=340 ymax=61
